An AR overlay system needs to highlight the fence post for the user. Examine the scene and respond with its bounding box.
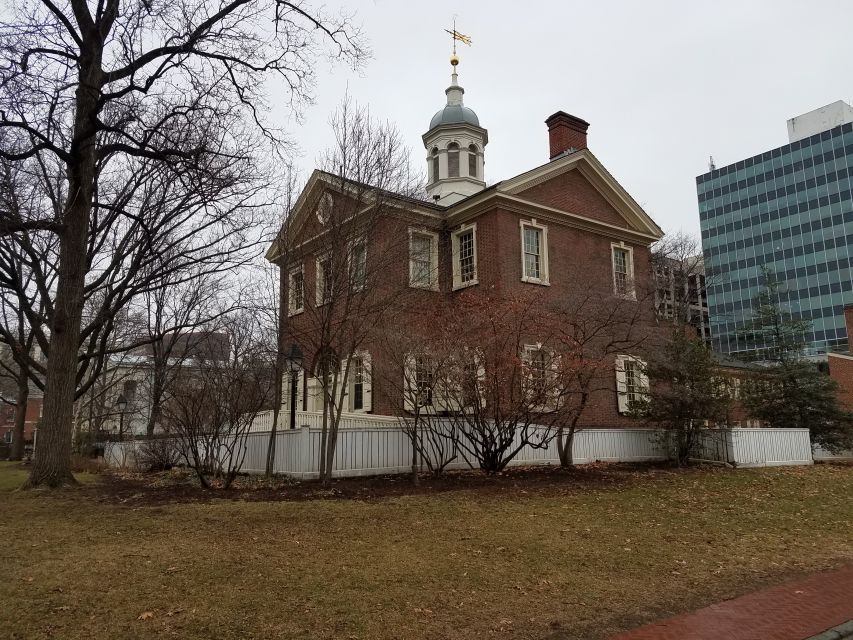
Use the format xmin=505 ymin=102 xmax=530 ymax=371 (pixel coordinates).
xmin=299 ymin=425 xmax=312 ymax=476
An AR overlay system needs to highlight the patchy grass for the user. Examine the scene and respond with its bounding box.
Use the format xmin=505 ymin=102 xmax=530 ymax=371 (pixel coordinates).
xmin=0 ymin=461 xmax=97 ymax=492
xmin=0 ymin=463 xmax=851 ymax=640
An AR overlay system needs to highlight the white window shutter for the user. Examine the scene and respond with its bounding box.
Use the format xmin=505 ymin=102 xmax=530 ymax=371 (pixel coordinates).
xmin=307 ymin=376 xmax=322 ymax=412
xmin=615 ymin=355 xmax=628 ymax=414
xmin=362 ymin=351 xmax=373 ymax=412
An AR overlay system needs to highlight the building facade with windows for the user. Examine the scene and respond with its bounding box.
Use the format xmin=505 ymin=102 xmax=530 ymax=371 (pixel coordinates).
xmin=698 ymin=101 xmax=853 ymax=358
xmin=270 ymin=59 xmax=665 ymax=426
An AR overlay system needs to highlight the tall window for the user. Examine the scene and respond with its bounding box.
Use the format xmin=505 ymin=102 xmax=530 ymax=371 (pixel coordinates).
xmin=409 ymin=229 xmax=438 ymax=290
xmin=623 ymin=359 xmax=639 ymax=406
xmin=616 ymin=355 xmax=648 ymax=414
xmin=289 ymin=267 xmax=304 ymax=315
xmin=431 ymin=147 xmax=439 ymax=182
xmin=468 ymin=144 xmax=478 ymax=178
xmin=520 ymin=220 xmax=548 ymax=284
xmin=447 ymin=142 xmax=460 ymax=178
xmin=316 ymin=256 xmax=332 ymax=305
xmin=612 ymin=243 xmax=635 ymax=298
xmin=349 ymin=240 xmax=366 ymax=292
xmin=523 ymin=346 xmax=548 ymax=398
xmin=352 ymin=357 xmax=364 ymax=411
xmin=452 ymin=224 xmax=477 ymax=289
xmin=414 ymin=356 xmax=433 ymax=406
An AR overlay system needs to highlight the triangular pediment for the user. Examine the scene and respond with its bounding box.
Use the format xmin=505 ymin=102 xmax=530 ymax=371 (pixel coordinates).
xmin=445 ymin=150 xmax=663 ymax=243
xmin=500 ymin=150 xmax=663 ymax=238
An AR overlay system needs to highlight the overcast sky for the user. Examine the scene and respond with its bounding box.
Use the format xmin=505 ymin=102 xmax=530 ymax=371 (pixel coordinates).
xmin=272 ymin=0 xmax=853 ymax=238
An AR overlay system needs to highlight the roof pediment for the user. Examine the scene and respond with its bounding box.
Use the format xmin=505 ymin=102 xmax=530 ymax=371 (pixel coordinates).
xmin=446 ymin=149 xmax=664 ymax=243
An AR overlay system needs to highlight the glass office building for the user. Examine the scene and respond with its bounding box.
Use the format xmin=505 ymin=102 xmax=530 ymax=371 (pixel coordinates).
xmin=697 ymin=106 xmax=853 ymax=359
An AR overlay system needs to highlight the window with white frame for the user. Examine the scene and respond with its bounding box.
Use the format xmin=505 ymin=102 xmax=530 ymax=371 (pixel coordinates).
xmin=3 ymin=430 xmax=11 ymax=444
xmin=349 ymin=240 xmax=367 ymax=292
xmin=452 ymin=224 xmax=478 ymax=289
xmin=409 ymin=229 xmax=439 ymax=290
xmin=431 ymin=147 xmax=439 ymax=182
xmin=346 ymin=352 xmax=372 ymax=413
xmin=615 ymin=355 xmax=648 ymax=414
xmin=288 ymin=266 xmax=304 ymax=315
xmin=520 ymin=220 xmax=548 ymax=284
xmin=522 ymin=345 xmax=548 ymax=398
xmin=403 ymin=355 xmax=435 ymax=411
xmin=468 ymin=144 xmax=478 ymax=178
xmin=611 ymin=242 xmax=635 ymax=298
xmin=316 ymin=255 xmax=332 ymax=305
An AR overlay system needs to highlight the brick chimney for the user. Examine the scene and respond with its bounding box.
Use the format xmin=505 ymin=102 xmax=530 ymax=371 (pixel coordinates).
xmin=545 ymin=111 xmax=590 ymax=159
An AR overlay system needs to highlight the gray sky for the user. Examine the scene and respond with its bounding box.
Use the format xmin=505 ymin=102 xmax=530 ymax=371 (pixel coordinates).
xmin=274 ymin=0 xmax=853 ymax=238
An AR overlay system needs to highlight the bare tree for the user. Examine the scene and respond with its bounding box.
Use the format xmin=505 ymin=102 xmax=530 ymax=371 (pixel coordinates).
xmin=550 ymin=288 xmax=651 ymax=466
xmin=651 ymin=231 xmax=710 ymax=340
xmin=275 ymin=96 xmax=422 ymax=486
xmin=375 ymin=322 xmax=460 ymax=483
xmin=162 ymin=311 xmax=273 ymax=488
xmin=0 ymin=0 xmax=367 ymax=487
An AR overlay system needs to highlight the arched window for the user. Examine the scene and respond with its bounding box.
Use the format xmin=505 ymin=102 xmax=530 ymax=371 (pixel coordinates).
xmin=468 ymin=144 xmax=478 ymax=178
xmin=431 ymin=147 xmax=439 ymax=182
xmin=447 ymin=142 xmax=460 ymax=178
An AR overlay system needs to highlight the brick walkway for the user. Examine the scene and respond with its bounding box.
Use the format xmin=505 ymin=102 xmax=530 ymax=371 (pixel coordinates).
xmin=609 ymin=564 xmax=853 ymax=640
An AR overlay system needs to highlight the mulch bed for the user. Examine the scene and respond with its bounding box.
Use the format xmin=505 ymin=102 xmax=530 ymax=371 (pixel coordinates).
xmin=85 ymin=461 xmax=700 ymax=507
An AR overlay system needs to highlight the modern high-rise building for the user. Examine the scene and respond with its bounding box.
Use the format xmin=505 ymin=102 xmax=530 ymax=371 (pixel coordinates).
xmin=697 ymin=100 xmax=853 ymax=359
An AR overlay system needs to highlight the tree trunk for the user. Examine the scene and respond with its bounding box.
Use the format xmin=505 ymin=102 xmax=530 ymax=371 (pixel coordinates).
xmin=265 ymin=399 xmax=281 ymax=477
xmin=26 ymin=47 xmax=104 ymax=488
xmin=9 ymin=378 xmax=28 ymax=461
xmin=558 ymin=427 xmax=575 ymax=467
xmin=410 ymin=416 xmax=419 ymax=486
xmin=146 ymin=369 xmax=165 ymax=438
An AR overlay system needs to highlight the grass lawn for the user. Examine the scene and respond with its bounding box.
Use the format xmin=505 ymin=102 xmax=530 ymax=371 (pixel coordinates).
xmin=0 ymin=461 xmax=97 ymax=491
xmin=1 ymin=463 xmax=851 ymax=640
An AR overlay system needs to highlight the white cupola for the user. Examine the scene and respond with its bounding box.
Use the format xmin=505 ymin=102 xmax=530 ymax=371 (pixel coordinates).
xmin=423 ymin=56 xmax=488 ymax=206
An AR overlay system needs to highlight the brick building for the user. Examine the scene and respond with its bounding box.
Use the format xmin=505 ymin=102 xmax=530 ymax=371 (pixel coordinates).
xmin=828 ymin=305 xmax=853 ymax=408
xmin=268 ymin=59 xmax=668 ymax=427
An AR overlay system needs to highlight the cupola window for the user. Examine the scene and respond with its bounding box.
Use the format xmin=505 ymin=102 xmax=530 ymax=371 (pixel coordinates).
xmin=431 ymin=147 xmax=439 ymax=183
xmin=468 ymin=144 xmax=478 ymax=178
xmin=447 ymin=143 xmax=460 ymax=178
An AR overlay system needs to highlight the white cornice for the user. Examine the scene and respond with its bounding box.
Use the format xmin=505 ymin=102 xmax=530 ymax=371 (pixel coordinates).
xmin=448 ymin=192 xmax=660 ymax=245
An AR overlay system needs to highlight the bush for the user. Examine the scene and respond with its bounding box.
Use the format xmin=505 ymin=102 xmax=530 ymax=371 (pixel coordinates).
xmin=135 ymin=438 xmax=180 ymax=472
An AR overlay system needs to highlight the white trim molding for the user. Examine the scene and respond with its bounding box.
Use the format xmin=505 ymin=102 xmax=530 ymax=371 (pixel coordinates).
xmin=519 ymin=218 xmax=550 ymax=285
xmin=452 ymin=222 xmax=479 ymax=291
xmin=408 ymin=227 xmax=440 ymax=291
xmin=610 ymin=241 xmax=636 ymax=300
xmin=315 ymin=254 xmax=332 ymax=306
xmin=288 ymin=263 xmax=305 ymax=317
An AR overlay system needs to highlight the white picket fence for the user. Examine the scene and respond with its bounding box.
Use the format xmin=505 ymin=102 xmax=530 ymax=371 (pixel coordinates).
xmin=104 ymin=413 xmax=816 ymax=478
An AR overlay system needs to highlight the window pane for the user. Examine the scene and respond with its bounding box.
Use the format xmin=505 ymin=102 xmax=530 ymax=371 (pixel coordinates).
xmin=351 ymin=243 xmax=366 ymax=289
xmin=291 ymin=271 xmax=304 ymax=310
xmin=613 ymin=248 xmax=629 ymax=294
xmin=411 ymin=235 xmax=433 ymax=286
xmin=459 ymin=230 xmax=475 ymax=282
xmin=468 ymin=146 xmax=477 ymax=178
xmin=352 ymin=357 xmax=364 ymax=410
xmin=523 ymin=227 xmax=541 ymax=279
xmin=448 ymin=144 xmax=460 ymax=178
xmin=415 ymin=357 xmax=433 ymax=405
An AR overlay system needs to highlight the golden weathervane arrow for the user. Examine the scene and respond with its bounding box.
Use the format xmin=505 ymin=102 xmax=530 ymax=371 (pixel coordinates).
xmin=444 ymin=18 xmax=472 ymax=56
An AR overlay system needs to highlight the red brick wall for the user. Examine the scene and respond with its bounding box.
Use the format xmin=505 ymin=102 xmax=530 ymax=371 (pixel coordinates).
xmin=516 ymin=171 xmax=628 ymax=228
xmin=278 ymin=170 xmax=662 ymax=428
xmin=0 ymin=396 xmax=41 ymax=444
xmin=829 ymin=354 xmax=853 ymax=410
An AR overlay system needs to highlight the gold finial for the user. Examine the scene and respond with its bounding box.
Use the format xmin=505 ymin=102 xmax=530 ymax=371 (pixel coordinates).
xmin=450 ymin=54 xmax=459 ymax=67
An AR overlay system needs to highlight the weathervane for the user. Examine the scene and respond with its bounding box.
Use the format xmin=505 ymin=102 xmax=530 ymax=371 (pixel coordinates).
xmin=444 ymin=18 xmax=471 ymax=67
